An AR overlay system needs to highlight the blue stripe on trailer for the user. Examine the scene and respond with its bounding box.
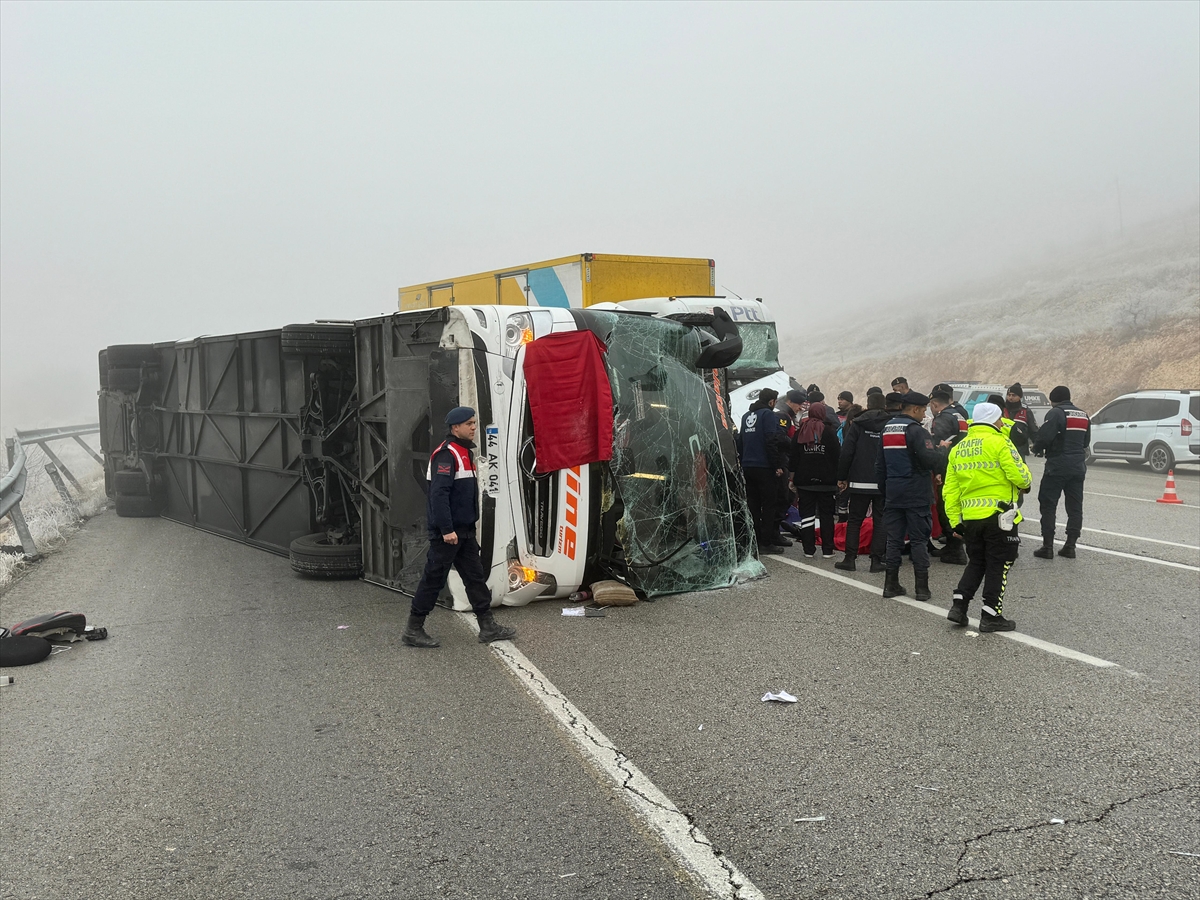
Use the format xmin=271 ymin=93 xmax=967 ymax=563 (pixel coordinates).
xmin=528 ymin=267 xmax=571 ymax=308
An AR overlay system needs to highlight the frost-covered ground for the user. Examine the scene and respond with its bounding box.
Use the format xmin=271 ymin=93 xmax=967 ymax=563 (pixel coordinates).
xmin=787 ymin=208 xmax=1200 ymax=411
xmin=0 ymin=442 xmax=107 ymax=595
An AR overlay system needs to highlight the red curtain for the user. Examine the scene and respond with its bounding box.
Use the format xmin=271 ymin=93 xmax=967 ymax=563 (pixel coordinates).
xmin=523 ymin=331 xmax=614 ymax=474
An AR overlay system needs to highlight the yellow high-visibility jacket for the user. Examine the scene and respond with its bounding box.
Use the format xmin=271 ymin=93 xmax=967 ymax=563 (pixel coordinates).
xmin=943 ymin=422 xmax=1033 ymax=527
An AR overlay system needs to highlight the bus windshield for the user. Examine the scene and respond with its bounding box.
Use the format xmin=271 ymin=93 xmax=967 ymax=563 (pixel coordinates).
xmin=578 ymin=310 xmax=764 ymax=596
xmin=727 ymin=322 xmax=782 ymax=380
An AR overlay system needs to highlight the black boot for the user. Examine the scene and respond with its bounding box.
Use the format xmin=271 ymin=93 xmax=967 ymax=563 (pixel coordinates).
xmin=402 ymin=613 xmax=439 ymax=649
xmin=979 ymin=611 xmax=1016 ymax=633
xmin=477 ymin=610 xmax=517 ymax=643
xmin=882 ymin=568 xmax=907 ymax=598
xmin=834 ymin=554 xmax=856 ymax=571
xmin=1033 ymin=541 xmax=1055 ymax=560
xmin=914 ymin=570 xmax=931 ymax=601
xmin=1057 ymin=537 xmax=1077 ymax=559
xmin=947 ymin=594 xmax=969 ymax=625
xmin=939 ymin=537 xmax=968 ymax=565
xmin=869 ymin=555 xmax=886 ymax=573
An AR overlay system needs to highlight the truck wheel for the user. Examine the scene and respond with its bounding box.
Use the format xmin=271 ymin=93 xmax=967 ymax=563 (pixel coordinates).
xmin=106 ymin=344 xmax=160 ymax=368
xmin=107 ymin=367 xmax=143 ymax=392
xmin=289 ymin=533 xmax=363 ymax=578
xmin=98 ymin=350 xmax=109 ymax=389
xmin=114 ymin=493 xmax=160 ymax=517
xmin=281 ymin=325 xmax=355 ymax=357
xmin=1147 ymin=442 xmax=1174 ymax=475
xmin=113 ymin=469 xmax=151 ymax=496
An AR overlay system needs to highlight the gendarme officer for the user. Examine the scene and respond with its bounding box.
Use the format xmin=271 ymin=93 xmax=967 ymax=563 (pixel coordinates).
xmin=403 ymin=406 xmax=517 ymax=649
xmin=875 ymin=391 xmax=947 ymax=600
xmin=1031 ymin=385 xmax=1091 ymax=559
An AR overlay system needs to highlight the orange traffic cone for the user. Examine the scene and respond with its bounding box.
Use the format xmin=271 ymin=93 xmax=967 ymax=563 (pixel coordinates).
xmin=1156 ymin=470 xmax=1183 ymax=504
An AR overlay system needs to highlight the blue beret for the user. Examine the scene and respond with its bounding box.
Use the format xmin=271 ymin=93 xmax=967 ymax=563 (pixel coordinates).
xmin=445 ymin=406 xmax=476 ymax=426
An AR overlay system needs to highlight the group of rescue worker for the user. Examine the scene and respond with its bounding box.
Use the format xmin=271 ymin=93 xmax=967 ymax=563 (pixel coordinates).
xmin=738 ymin=379 xmax=1092 ymax=633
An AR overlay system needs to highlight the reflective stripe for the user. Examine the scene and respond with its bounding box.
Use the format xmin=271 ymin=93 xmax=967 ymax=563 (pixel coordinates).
xmin=426 ymin=440 xmax=477 ymax=480
xmin=1066 ymin=413 xmax=1090 ymax=432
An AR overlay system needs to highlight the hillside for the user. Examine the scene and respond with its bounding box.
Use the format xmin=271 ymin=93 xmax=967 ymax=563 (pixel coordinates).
xmin=784 ymin=209 xmax=1200 ymax=413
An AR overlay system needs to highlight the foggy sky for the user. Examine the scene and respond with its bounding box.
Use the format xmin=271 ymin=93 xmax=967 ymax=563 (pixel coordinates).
xmin=2 ymin=1 xmax=1197 ymax=429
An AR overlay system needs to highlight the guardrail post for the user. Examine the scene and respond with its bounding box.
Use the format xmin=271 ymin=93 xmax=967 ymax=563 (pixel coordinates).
xmin=4 ymin=438 xmax=12 ymax=470
xmin=36 ymin=441 xmax=82 ymax=492
xmin=7 ymin=504 xmax=40 ymax=561
xmin=72 ymin=435 xmax=104 ymax=464
xmin=45 ymin=464 xmax=73 ymax=503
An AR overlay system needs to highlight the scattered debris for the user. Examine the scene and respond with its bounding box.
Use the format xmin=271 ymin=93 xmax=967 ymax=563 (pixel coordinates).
xmin=559 ymin=873 xmax=577 ymax=878
xmin=698 ymin=724 xmax=704 ymax=731
xmin=794 ymin=816 xmax=826 ymax=823
xmin=1168 ymin=850 xmax=1200 ymax=857
xmin=1050 ymin=818 xmax=1066 ymax=825
xmin=337 ymin=625 xmax=350 ymax=630
xmin=562 ymin=608 xmax=585 ymax=617
xmin=761 ymin=690 xmax=798 ymax=703
xmin=0 ymin=675 xmax=14 ymax=686
xmin=590 ymin=580 xmax=638 ymax=606
xmin=915 ymin=785 xmax=940 ymax=792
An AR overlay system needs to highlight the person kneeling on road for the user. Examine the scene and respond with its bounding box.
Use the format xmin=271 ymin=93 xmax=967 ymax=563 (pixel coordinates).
xmin=403 ymin=406 xmax=517 ymax=649
xmin=942 ymin=402 xmax=1032 ymax=633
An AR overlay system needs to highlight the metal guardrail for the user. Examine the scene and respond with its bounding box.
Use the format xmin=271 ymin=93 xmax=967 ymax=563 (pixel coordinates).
xmin=2 ymin=423 xmax=102 ymax=561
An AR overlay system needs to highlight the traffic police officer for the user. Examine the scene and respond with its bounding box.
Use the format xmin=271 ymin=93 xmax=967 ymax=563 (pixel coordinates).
xmin=928 ymin=385 xmax=970 ymax=565
xmin=738 ymin=389 xmax=790 ymax=554
xmin=1031 ymin=385 xmax=1091 ymax=559
xmin=942 ymin=402 xmax=1032 ymax=633
xmin=875 ymin=391 xmax=947 ymax=600
xmin=403 ymin=406 xmax=517 ymax=648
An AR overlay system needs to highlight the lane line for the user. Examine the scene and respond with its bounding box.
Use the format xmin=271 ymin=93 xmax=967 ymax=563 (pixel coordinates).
xmin=1016 ymin=533 xmax=1200 ymax=572
xmin=764 ymin=555 xmax=1120 ymax=670
xmin=461 ymin=616 xmax=764 ymax=900
xmin=1084 ymin=490 xmax=1200 ymax=509
xmin=1021 ymin=518 xmax=1200 ymax=551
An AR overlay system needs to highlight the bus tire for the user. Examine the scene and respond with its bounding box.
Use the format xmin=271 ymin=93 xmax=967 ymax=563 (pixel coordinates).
xmin=289 ymin=533 xmax=363 ymax=579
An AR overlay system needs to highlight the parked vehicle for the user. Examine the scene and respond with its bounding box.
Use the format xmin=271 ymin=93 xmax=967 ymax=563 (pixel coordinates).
xmin=1088 ymin=390 xmax=1199 ymax=474
xmin=97 ymin=306 xmax=764 ymax=610
xmin=399 ymin=253 xmax=715 ymax=311
xmin=941 ymin=383 xmax=1052 ymax=420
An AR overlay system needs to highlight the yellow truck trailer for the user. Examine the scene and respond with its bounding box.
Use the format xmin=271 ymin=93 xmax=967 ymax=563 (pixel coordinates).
xmin=398 ymin=253 xmax=715 ymax=311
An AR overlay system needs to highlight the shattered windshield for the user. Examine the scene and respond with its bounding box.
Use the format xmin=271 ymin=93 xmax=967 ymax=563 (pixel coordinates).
xmin=728 ymin=322 xmax=781 ymax=378
xmin=582 ymin=311 xmax=765 ymax=596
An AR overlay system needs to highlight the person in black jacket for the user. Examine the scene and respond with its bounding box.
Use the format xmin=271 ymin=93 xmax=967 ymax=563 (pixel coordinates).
xmin=738 ymin=389 xmax=790 ymax=553
xmin=1031 ymin=385 xmax=1091 ymax=559
xmin=835 ymin=391 xmax=889 ymax=572
xmin=404 ymin=406 xmax=517 ymax=649
xmin=928 ymin=387 xmax=969 ymax=565
xmin=875 ymin=392 xmax=947 ymax=600
xmin=1003 ymin=382 xmax=1039 ymax=458
xmin=790 ymin=401 xmax=841 ymax=558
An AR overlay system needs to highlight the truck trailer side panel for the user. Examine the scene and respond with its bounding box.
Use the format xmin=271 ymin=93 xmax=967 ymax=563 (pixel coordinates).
xmin=398 ymin=254 xmax=714 ymax=311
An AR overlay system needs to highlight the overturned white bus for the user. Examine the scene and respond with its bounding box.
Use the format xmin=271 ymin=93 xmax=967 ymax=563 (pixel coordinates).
xmin=97 ymin=306 xmax=765 ymax=610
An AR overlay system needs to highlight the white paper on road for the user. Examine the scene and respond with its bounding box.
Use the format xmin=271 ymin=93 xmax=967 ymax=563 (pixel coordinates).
xmin=561 ymin=607 xmax=586 ymax=616
xmin=794 ymin=816 xmax=826 ymax=822
xmin=761 ymin=690 xmax=798 ymax=703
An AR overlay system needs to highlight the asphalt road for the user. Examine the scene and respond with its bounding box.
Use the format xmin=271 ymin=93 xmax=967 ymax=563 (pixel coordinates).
xmin=2 ymin=463 xmax=1197 ymax=900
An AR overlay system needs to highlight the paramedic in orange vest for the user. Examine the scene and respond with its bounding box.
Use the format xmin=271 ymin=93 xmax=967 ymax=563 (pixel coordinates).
xmin=403 ymin=406 xmax=518 ymax=649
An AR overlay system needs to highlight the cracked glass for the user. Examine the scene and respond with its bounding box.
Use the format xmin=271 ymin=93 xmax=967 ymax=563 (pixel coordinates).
xmin=587 ymin=311 xmax=765 ymax=596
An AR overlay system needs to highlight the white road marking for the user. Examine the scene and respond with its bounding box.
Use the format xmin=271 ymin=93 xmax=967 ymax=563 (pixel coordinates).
xmin=1084 ymin=490 xmax=1200 ymax=509
xmin=1021 ymin=518 xmax=1200 ymax=551
xmin=461 ymin=616 xmax=764 ymax=900
xmin=764 ymin=555 xmax=1121 ymax=670
xmin=1017 ymin=533 xmax=1200 ymax=572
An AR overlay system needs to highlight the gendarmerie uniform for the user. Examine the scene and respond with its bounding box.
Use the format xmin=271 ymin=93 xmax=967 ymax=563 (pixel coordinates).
xmin=875 ymin=392 xmax=947 ymax=599
xmin=1031 ymin=387 xmax=1091 ymax=558
xmin=403 ymin=406 xmax=516 ymax=649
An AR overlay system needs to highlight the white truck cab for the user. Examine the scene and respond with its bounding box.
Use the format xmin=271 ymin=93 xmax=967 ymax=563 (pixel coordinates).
xmin=590 ymin=296 xmax=796 ymax=423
